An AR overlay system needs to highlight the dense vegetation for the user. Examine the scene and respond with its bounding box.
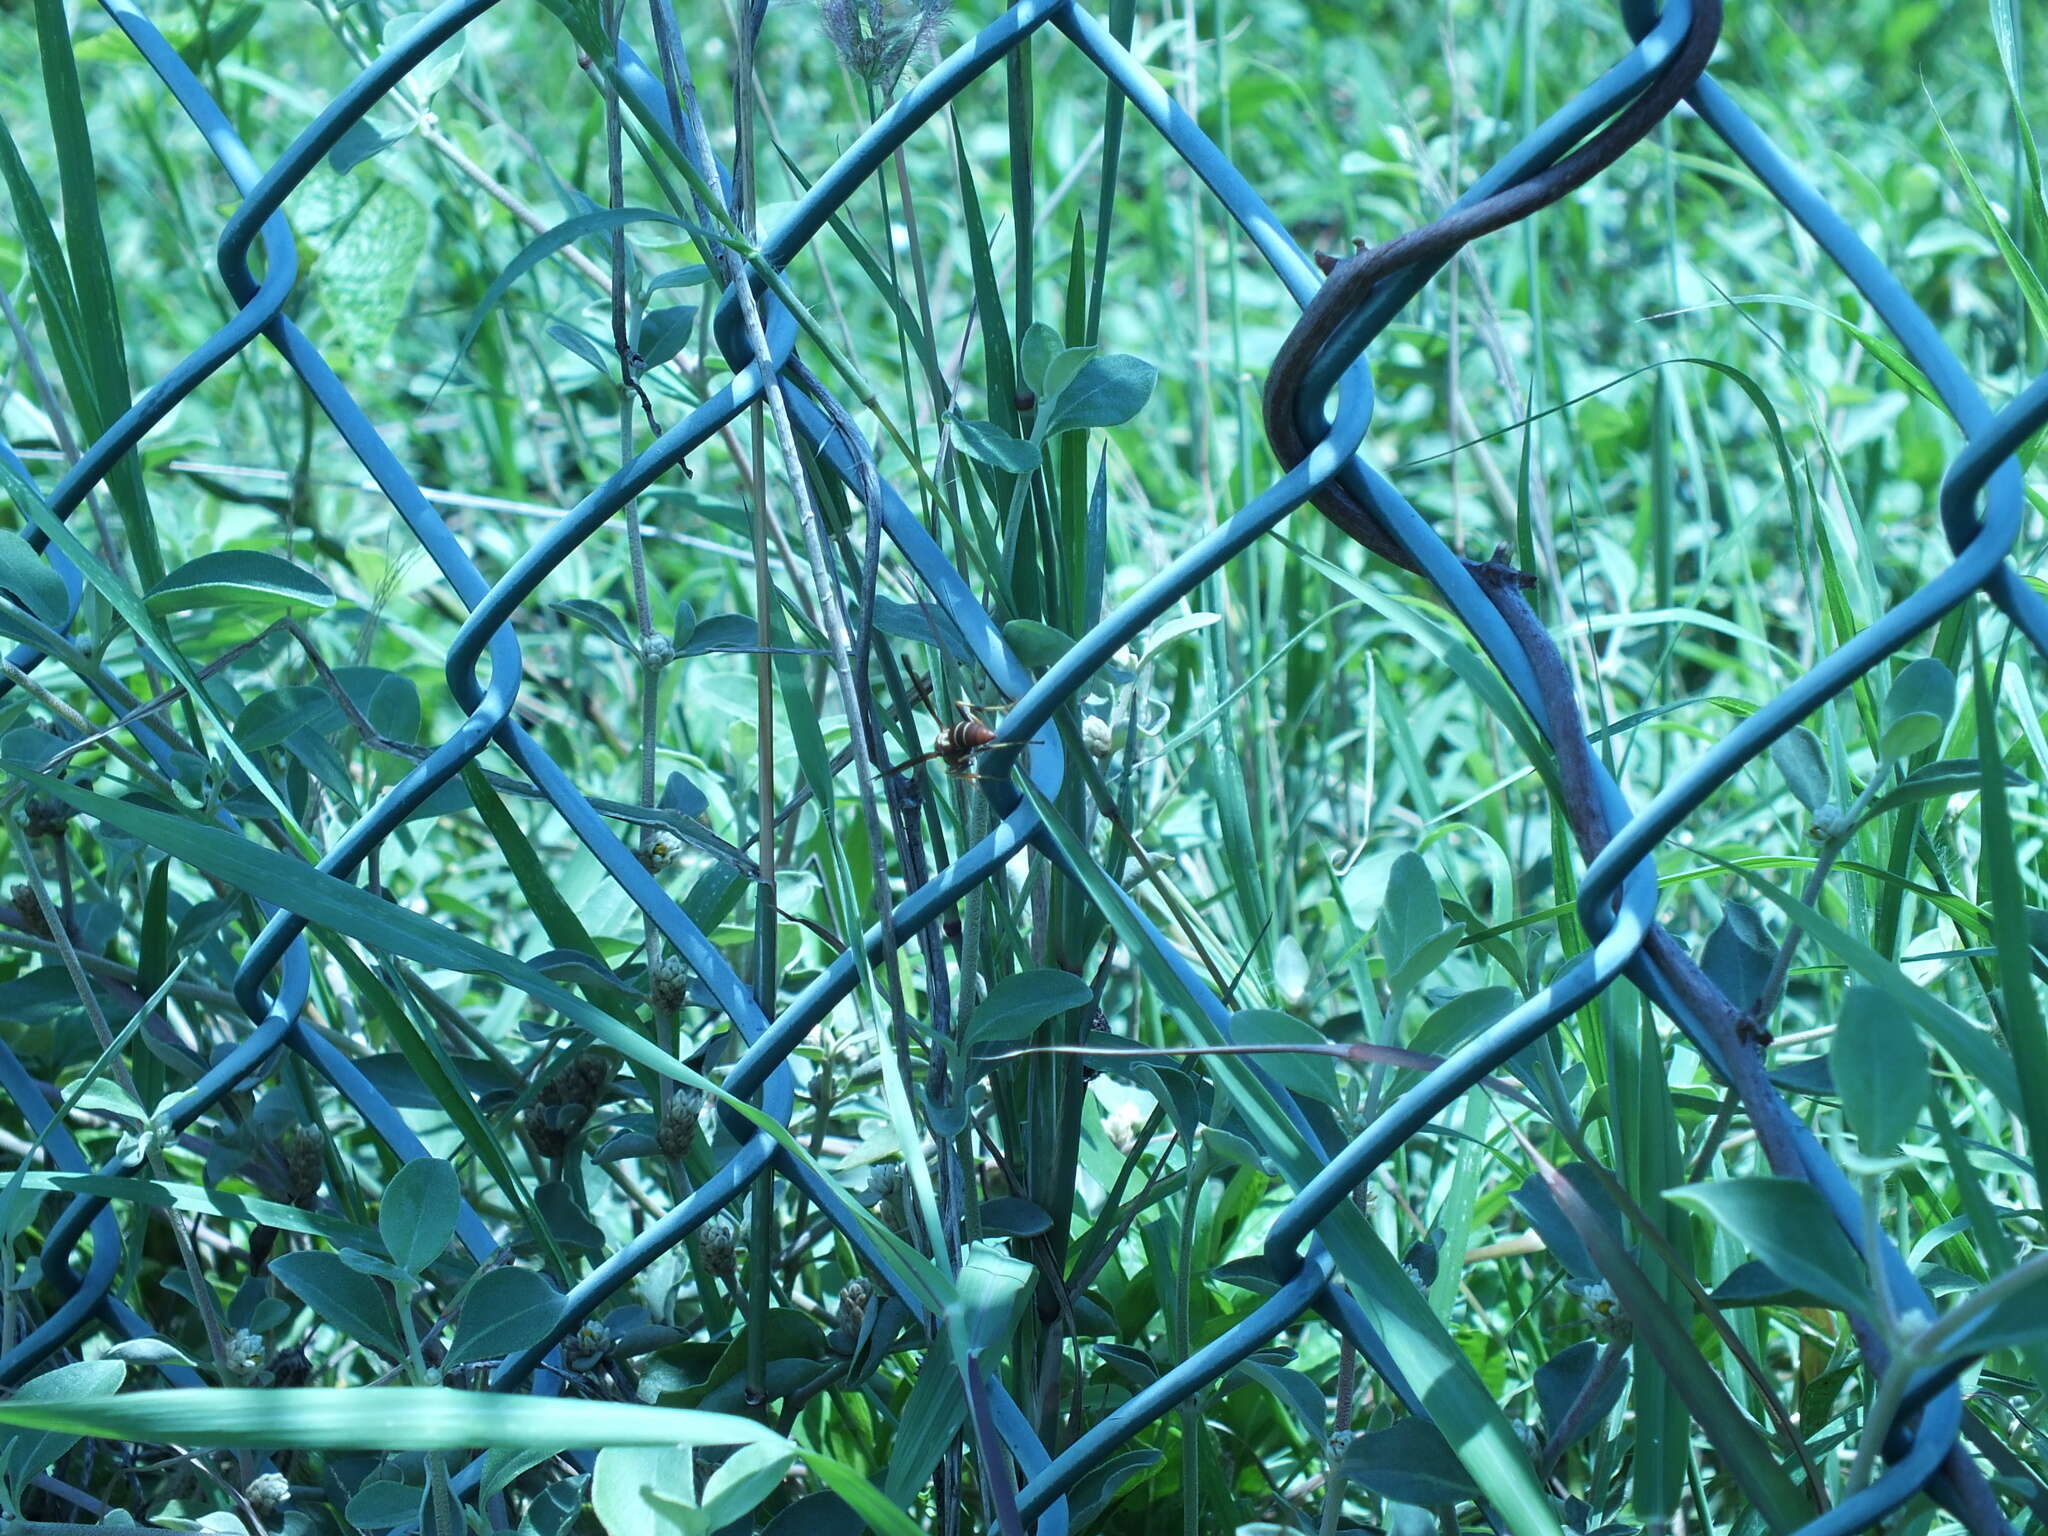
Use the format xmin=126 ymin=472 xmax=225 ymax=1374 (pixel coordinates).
xmin=1 ymin=0 xmax=2046 ymax=1532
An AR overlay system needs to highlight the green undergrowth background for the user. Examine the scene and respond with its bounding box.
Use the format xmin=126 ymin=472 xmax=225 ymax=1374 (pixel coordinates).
xmin=1 ymin=0 xmax=2047 ymax=1533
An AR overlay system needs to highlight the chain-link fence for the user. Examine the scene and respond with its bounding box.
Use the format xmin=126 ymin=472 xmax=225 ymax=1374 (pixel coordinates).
xmin=4 ymin=0 xmax=2047 ymax=1531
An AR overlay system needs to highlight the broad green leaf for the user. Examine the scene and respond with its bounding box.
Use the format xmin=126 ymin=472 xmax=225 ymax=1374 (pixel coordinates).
xmin=1769 ymin=726 xmax=1831 ymax=813
xmin=1001 ymin=618 xmax=1076 ymax=669
xmin=555 ymin=599 xmax=634 ymax=651
xmin=946 ymin=1242 xmax=1035 ymax=1358
xmin=1509 ymin=1166 xmax=1622 ymax=1284
xmin=1380 ymin=852 xmax=1456 ymax=996
xmin=0 ymin=530 xmax=69 ymax=626
xmin=100 ymin=1339 xmax=196 ymax=1368
xmin=676 ymin=614 xmax=758 ymax=656
xmin=346 ymin=1479 xmax=427 ymax=1531
xmin=548 ymin=320 xmax=612 ymax=374
xmin=271 ymin=1250 xmax=405 ymax=1359
xmin=1339 ymin=1417 xmax=1480 ymax=1506
xmin=1699 ymin=901 xmax=1775 ymax=1017
xmin=699 ymin=1442 xmax=798 ymax=1530
xmin=1934 ymin=1259 xmax=2048 ymax=1361
xmin=593 ymin=1444 xmax=699 ymax=1536
xmin=381 ymin=9 xmax=466 ymax=98
xmin=1043 ymin=353 xmax=1157 ymax=436
xmin=1664 ymin=1179 xmax=1872 ymax=1318
xmin=1230 ymin=1009 xmax=1341 ymax=1104
xmin=636 ymin=304 xmax=697 ymax=371
xmin=146 ymin=551 xmax=335 ymax=616
xmin=976 ymin=1196 xmax=1053 ymax=1238
xmin=1533 ymin=1341 xmax=1627 ymax=1454
xmin=1017 ymin=322 xmax=1061 ymax=392
xmin=1830 ymin=986 xmax=1926 ymax=1155
xmin=1040 ymin=344 xmax=1098 ymax=406
xmin=327 ymin=119 xmax=408 ymax=176
xmin=444 ymin=1268 xmax=566 ymax=1372
xmin=379 ymin=1157 xmax=459 ymax=1276
xmin=949 ymin=414 xmax=1040 ymax=474
xmin=0 ymin=1359 xmax=125 ymax=1492
xmin=965 ymin=967 xmax=1092 ymax=1051
xmin=1879 ymin=656 xmax=1955 ymax=759
xmin=1706 ymin=852 xmax=2022 ymax=1112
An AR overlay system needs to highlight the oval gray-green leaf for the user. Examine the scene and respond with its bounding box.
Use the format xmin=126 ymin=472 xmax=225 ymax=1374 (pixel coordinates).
xmin=1830 ymin=985 xmax=1926 ymax=1156
xmin=444 ymin=1267 xmax=566 ymax=1371
xmin=967 ymin=968 xmax=1093 ymax=1052
xmin=379 ymin=1156 xmax=459 ymax=1275
xmin=635 ymin=304 xmax=697 ymax=372
xmin=1663 ymin=1178 xmax=1872 ymax=1317
xmin=593 ymin=1444 xmax=696 ymax=1536
xmin=1769 ymin=725 xmax=1831 ymax=813
xmin=345 ymin=1479 xmax=426 ymax=1531
xmin=1018 ymin=323 xmax=1062 ymax=394
xmin=1230 ymin=1009 xmax=1341 ymax=1104
xmin=977 ymin=1196 xmax=1053 ymax=1238
xmin=1002 ymin=618 xmax=1074 ymax=669
xmin=146 ymin=551 xmax=335 ymax=616
xmin=1043 ymin=354 xmax=1157 ymax=436
xmin=0 ymin=1359 xmax=125 ymax=1489
xmin=1379 ymin=851 xmax=1451 ymax=994
xmin=1700 ymin=900 xmax=1775 ymax=1017
xmin=700 ymin=1441 xmax=799 ymax=1530
xmin=271 ymin=1250 xmax=405 ymax=1358
xmin=0 ymin=530 xmax=69 ymax=626
xmin=1880 ymin=656 xmax=1956 ymax=759
xmin=1339 ymin=1416 xmax=1481 ymax=1507
xmin=950 ymin=414 xmax=1040 ymax=474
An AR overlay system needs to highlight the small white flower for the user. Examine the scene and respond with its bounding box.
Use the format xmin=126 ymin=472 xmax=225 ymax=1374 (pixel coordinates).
xmin=1567 ymin=1277 xmax=1628 ymax=1336
xmin=244 ymin=1472 xmax=290 ymax=1512
xmin=224 ymin=1327 xmax=265 ymax=1380
xmin=566 ymin=1317 xmax=614 ymax=1371
xmin=1102 ymin=1101 xmax=1148 ymax=1154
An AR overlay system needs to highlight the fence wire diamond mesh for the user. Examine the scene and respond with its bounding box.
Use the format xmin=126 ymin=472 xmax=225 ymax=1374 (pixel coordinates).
xmin=4 ymin=1 xmax=2048 ymax=1532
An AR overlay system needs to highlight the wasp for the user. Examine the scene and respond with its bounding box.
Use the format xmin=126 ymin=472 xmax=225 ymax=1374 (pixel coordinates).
xmin=890 ymin=657 xmax=1038 ymax=779
xmin=888 ymin=698 xmax=1004 ymax=778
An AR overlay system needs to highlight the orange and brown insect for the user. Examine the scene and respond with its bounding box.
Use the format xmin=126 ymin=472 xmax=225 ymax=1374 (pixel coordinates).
xmin=888 ymin=699 xmax=1008 ymax=778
